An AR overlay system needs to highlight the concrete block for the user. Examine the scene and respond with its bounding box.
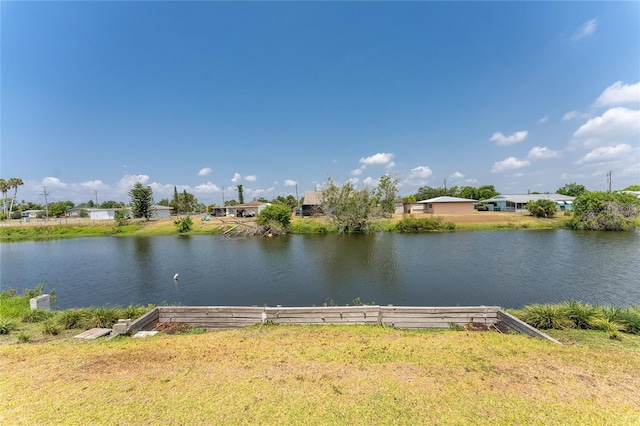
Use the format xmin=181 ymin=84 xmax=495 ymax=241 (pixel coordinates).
xmin=30 ymin=294 xmax=50 ymax=311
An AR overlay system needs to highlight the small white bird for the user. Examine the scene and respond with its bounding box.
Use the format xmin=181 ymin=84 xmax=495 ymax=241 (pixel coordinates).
xmin=173 ymin=273 xmax=179 ymax=280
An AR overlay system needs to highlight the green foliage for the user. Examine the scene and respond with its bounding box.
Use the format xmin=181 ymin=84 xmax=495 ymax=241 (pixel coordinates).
xmin=173 ymin=216 xmax=194 ymax=233
xmin=323 ymin=175 xmax=399 ymax=233
xmin=556 ymin=182 xmax=588 ymax=197
xmin=80 ymin=307 xmax=121 ymax=329
xmin=129 ymin=182 xmax=156 ymax=220
xmin=56 ymin=308 xmax=86 ymax=329
xmin=78 ymin=209 xmax=89 ymax=218
xmin=114 ymin=208 xmax=130 ymax=226
xmin=17 ymin=331 xmax=31 ymax=343
xmin=257 ymin=204 xmax=292 ymax=229
xmin=525 ymin=199 xmax=557 ymax=218
xmin=0 ymin=318 xmax=17 ymax=334
xmin=289 ymin=220 xmax=332 ymax=233
xmin=562 ymin=300 xmax=600 ymax=329
xmin=22 ymin=309 xmax=50 ymax=323
xmin=237 ymin=184 xmax=244 ymax=204
xmin=395 ymin=215 xmax=456 ymax=232
xmin=568 ymin=191 xmax=640 ymax=231
xmin=476 ymin=205 xmax=489 ymax=211
xmin=48 ymin=200 xmax=75 ymax=218
xmin=42 ymin=318 xmax=62 ymax=335
xmin=622 ymin=185 xmax=640 ymax=191
xmin=516 ymin=304 xmax=572 ymax=330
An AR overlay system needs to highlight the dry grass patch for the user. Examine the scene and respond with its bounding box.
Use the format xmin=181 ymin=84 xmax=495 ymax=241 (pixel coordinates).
xmin=2 ymin=325 xmax=639 ymax=425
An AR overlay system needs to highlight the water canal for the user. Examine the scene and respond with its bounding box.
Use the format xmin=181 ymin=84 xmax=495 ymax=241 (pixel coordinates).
xmin=1 ymin=230 xmax=638 ymax=309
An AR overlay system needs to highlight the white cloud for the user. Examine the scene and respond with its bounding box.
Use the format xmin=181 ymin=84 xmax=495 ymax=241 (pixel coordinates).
xmin=528 ymin=146 xmax=560 ymax=159
xmin=538 ymin=116 xmax=549 ymax=124
xmin=580 ymin=144 xmax=633 ymax=163
xmin=491 ymin=157 xmax=530 ymax=173
xmin=363 ymin=176 xmax=378 ymax=187
xmin=572 ymin=107 xmax=640 ymax=147
xmin=594 ymin=81 xmax=640 ymax=107
xmin=465 ymin=178 xmax=478 ymax=183
xmin=79 ymin=180 xmax=107 ymax=190
xmin=385 ymin=161 xmax=396 ymax=169
xmin=245 ymin=175 xmax=257 ymax=182
xmin=359 ymin=153 xmax=394 ymax=166
xmin=42 ymin=177 xmax=67 ymax=188
xmin=450 ymin=172 xmax=465 ymax=179
xmin=198 ymin=167 xmax=212 ymax=176
xmin=405 ymin=166 xmax=433 ymax=185
xmin=351 ymin=168 xmax=363 ymax=176
xmin=347 ymin=177 xmax=360 ymax=185
xmin=489 ymin=130 xmax=528 ymax=146
xmin=117 ymin=174 xmax=149 ymax=192
xmin=563 ymin=111 xmax=583 ymax=121
xmin=571 ymin=18 xmax=597 ymax=42
xmin=284 ymin=179 xmax=297 ymax=186
xmin=194 ymin=181 xmax=221 ymax=193
xmin=231 ymin=173 xmax=242 ymax=183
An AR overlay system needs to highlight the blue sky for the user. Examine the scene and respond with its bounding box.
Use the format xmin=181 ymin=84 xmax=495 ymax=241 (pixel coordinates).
xmin=2 ymin=1 xmax=639 ymax=205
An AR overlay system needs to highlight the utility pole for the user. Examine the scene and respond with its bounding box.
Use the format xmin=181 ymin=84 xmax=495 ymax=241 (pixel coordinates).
xmin=443 ymin=178 xmax=447 ymax=192
xmin=607 ymin=171 xmax=612 ymax=192
xmin=94 ymin=190 xmax=99 ymax=207
xmin=295 ymin=184 xmax=299 ymax=207
xmin=221 ymin=186 xmax=225 ymax=206
xmin=40 ymin=186 xmax=50 ymax=221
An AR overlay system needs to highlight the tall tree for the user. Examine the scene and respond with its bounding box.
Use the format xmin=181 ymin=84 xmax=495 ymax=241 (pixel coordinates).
xmin=0 ymin=178 xmax=9 ymax=216
xmin=129 ymin=182 xmax=156 ymax=220
xmin=557 ymin=182 xmax=588 ymax=197
xmin=237 ymin=184 xmax=244 ymax=204
xmin=7 ymin=177 xmax=24 ymax=219
xmin=375 ymin=174 xmax=400 ymax=217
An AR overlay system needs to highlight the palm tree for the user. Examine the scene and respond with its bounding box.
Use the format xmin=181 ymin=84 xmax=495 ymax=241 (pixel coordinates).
xmin=0 ymin=178 xmax=10 ymax=216
xmin=7 ymin=177 xmax=24 ymax=219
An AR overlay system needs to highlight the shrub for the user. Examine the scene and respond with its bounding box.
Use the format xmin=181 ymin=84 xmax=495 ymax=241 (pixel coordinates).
xmin=22 ymin=309 xmax=50 ymax=323
xmin=395 ymin=215 xmax=454 ymax=232
xmin=17 ymin=332 xmax=32 ymax=343
xmin=173 ymin=216 xmax=194 ymax=233
xmin=42 ymin=318 xmax=62 ymax=335
xmin=568 ymin=191 xmax=640 ymax=231
xmin=526 ymin=199 xmax=557 ymax=218
xmin=562 ymin=300 xmax=601 ymax=329
xmin=257 ymin=204 xmax=292 ymax=229
xmin=476 ymin=205 xmax=489 ymax=211
xmin=56 ymin=308 xmax=86 ymax=329
xmin=619 ymin=306 xmax=640 ymax=334
xmin=0 ymin=318 xmax=17 ymax=334
xmin=80 ymin=307 xmax=120 ymax=329
xmin=517 ymin=304 xmax=572 ymax=330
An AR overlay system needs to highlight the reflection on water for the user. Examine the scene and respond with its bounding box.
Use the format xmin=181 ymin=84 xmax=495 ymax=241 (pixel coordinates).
xmin=1 ymin=230 xmax=638 ymax=309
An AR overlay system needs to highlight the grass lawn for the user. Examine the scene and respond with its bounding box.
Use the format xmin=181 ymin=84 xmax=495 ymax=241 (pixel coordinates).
xmin=1 ymin=325 xmax=639 ymax=425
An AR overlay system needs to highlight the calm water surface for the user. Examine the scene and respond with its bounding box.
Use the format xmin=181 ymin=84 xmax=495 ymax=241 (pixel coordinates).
xmin=1 ymin=230 xmax=638 ymax=309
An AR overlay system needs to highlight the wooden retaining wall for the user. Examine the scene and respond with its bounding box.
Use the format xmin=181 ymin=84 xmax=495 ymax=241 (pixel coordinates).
xmin=129 ymin=305 xmax=560 ymax=344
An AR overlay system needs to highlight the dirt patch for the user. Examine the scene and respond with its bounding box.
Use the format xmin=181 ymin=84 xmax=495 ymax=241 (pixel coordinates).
xmin=151 ymin=322 xmax=194 ymax=334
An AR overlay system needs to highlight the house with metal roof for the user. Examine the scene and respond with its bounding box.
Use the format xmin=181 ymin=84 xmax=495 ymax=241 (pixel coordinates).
xmin=479 ymin=194 xmax=575 ymax=213
xmin=406 ymin=196 xmax=477 ymax=214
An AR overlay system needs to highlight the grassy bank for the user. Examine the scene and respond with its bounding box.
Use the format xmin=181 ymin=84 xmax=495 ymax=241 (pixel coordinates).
xmin=1 ymin=325 xmax=639 ymax=425
xmin=0 ymin=212 xmax=568 ymax=240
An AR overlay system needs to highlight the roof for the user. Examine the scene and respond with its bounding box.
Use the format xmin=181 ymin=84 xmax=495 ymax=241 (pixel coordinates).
xmin=480 ymin=194 xmax=576 ymax=203
xmin=416 ymin=196 xmax=477 ymax=204
xmin=303 ymin=190 xmax=323 ymax=205
xmin=232 ymin=201 xmax=270 ymax=208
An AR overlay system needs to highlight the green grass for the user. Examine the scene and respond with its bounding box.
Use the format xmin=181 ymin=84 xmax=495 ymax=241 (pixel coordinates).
xmin=1 ymin=325 xmax=639 ymax=425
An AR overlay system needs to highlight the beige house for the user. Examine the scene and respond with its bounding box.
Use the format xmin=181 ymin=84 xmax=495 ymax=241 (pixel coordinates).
xmin=406 ymin=196 xmax=477 ymax=214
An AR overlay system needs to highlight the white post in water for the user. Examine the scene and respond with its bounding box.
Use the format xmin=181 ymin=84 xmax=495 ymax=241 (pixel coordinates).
xmin=30 ymin=294 xmax=51 ymax=311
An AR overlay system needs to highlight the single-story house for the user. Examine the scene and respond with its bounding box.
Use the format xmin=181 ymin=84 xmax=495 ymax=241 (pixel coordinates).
xmin=21 ymin=210 xmax=43 ymax=219
xmin=67 ymin=205 xmax=173 ymax=220
xmin=302 ymin=191 xmax=324 ymax=216
xmin=225 ymin=201 xmax=271 ymax=218
xmin=479 ymin=194 xmax=575 ymax=213
xmin=405 ymin=196 xmax=477 ymax=214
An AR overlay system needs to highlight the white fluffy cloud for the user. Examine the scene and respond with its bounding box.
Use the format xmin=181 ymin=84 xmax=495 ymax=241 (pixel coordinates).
xmin=359 ymin=153 xmax=394 ymax=166
xmin=284 ymin=179 xmax=297 ymax=186
xmin=405 ymin=166 xmax=433 ymax=185
xmin=351 ymin=168 xmax=363 ymax=176
xmin=538 ymin=116 xmax=549 ymax=124
xmin=450 ymin=172 xmax=465 ymax=179
xmin=572 ymin=107 xmax=640 ymax=147
xmin=527 ymin=146 xmax=560 ymax=159
xmin=571 ymin=18 xmax=597 ymax=41
xmin=489 ymin=130 xmax=528 ymax=146
xmin=580 ymin=144 xmax=633 ymax=163
xmin=491 ymin=157 xmax=530 ymax=173
xmin=231 ymin=173 xmax=242 ymax=183
xmin=563 ymin=111 xmax=589 ymax=121
xmin=245 ymin=175 xmax=257 ymax=182
xmin=594 ymin=81 xmax=640 ymax=107
xmin=79 ymin=180 xmax=107 ymax=190
xmin=362 ymin=176 xmax=378 ymax=187
xmin=194 ymin=182 xmax=221 ymax=193
xmin=42 ymin=177 xmax=67 ymax=188
xmin=198 ymin=167 xmax=212 ymax=176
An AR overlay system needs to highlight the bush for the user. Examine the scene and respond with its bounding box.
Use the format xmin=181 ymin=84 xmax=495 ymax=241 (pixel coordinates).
xmin=173 ymin=216 xmax=194 ymax=233
xmin=257 ymin=204 xmax=292 ymax=230
xmin=526 ymin=199 xmax=557 ymax=218
xmin=56 ymin=308 xmax=86 ymax=329
xmin=517 ymin=304 xmax=572 ymax=330
xmin=476 ymin=205 xmax=488 ymax=211
xmin=568 ymin=191 xmax=640 ymax=231
xmin=0 ymin=318 xmax=17 ymax=335
xmin=42 ymin=318 xmax=62 ymax=335
xmin=22 ymin=309 xmax=50 ymax=323
xmin=395 ymin=216 xmax=455 ymax=232
xmin=562 ymin=300 xmax=601 ymax=329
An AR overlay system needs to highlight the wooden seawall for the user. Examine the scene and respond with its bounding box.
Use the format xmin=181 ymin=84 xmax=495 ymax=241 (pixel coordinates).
xmin=129 ymin=305 xmax=560 ymax=344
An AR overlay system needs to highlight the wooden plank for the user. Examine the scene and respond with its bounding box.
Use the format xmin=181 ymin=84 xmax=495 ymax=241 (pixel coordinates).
xmin=74 ymin=328 xmax=112 ymax=340
xmin=497 ymin=310 xmax=562 ymax=344
xmin=273 ymin=318 xmax=378 ymax=325
xmin=265 ymin=306 xmax=379 ymax=314
xmin=128 ymin=308 xmax=160 ymax=332
xmin=159 ymin=312 xmax=263 ymax=320
xmin=381 ymin=312 xmax=498 ymax=319
xmin=158 ymin=306 xmax=264 ymax=314
xmin=380 ymin=306 xmax=500 ymax=314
